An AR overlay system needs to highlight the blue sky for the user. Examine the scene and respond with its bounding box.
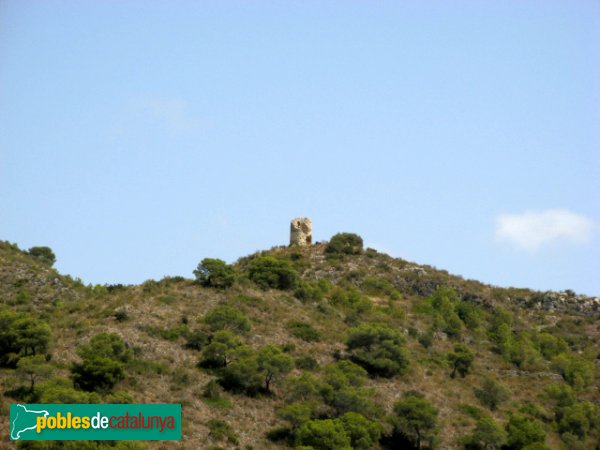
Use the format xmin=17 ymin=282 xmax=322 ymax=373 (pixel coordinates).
xmin=1 ymin=1 xmax=599 ymax=295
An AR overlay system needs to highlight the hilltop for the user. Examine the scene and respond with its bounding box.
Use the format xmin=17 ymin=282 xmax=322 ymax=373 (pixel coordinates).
xmin=0 ymin=236 xmax=598 ymax=450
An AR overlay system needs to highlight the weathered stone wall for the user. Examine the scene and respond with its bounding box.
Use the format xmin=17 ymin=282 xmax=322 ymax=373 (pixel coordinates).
xmin=290 ymin=218 xmax=312 ymax=246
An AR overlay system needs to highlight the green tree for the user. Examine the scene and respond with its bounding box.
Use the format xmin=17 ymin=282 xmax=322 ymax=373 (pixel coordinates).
xmin=78 ymin=333 xmax=132 ymax=362
xmin=552 ymin=353 xmax=595 ymax=389
xmin=194 ymin=258 xmax=236 ymax=289
xmin=346 ymin=324 xmax=409 ymax=377
xmin=0 ymin=310 xmax=51 ymax=366
xmin=218 ymin=346 xmax=263 ymax=395
xmin=391 ymin=392 xmax=439 ymax=450
xmin=37 ymin=378 xmax=100 ymax=403
xmin=325 ymin=233 xmax=364 ymax=255
xmin=536 ymin=333 xmax=568 ymax=360
xmin=296 ymin=419 xmax=352 ymax=450
xmin=474 ymin=378 xmax=510 ymax=411
xmin=248 ymin=256 xmax=298 ymax=290
xmin=28 ymin=246 xmax=56 ymax=266
xmin=257 ymin=345 xmax=293 ymax=393
xmin=285 ymin=372 xmax=323 ymax=403
xmin=16 ymin=355 xmax=54 ymax=391
xmin=323 ymin=360 xmax=368 ymax=389
xmin=557 ymin=401 xmax=600 ymax=440
xmin=339 ymin=412 xmax=383 ymax=450
xmin=447 ymin=344 xmax=474 ymax=378
xmin=71 ymin=333 xmax=131 ymax=392
xmin=199 ymin=330 xmax=242 ymax=368
xmin=203 ymin=306 xmax=251 ymax=334
xmin=465 ymin=417 xmax=507 ymax=449
xmin=505 ymin=414 xmax=546 ymax=449
xmin=277 ymin=401 xmax=315 ymax=429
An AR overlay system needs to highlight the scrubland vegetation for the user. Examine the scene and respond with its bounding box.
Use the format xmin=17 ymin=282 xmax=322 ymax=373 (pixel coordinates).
xmin=0 ymin=233 xmax=598 ymax=449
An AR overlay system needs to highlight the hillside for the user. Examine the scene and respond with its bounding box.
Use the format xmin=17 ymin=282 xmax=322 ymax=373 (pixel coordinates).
xmin=0 ymin=236 xmax=599 ymax=450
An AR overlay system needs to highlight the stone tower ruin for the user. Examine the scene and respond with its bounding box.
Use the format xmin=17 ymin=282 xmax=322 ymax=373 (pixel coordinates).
xmin=290 ymin=217 xmax=312 ymax=246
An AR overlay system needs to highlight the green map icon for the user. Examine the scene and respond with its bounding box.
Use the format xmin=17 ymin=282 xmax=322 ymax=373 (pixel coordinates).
xmin=10 ymin=404 xmax=49 ymax=440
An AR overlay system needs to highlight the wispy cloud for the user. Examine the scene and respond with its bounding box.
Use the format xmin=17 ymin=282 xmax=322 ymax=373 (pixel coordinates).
xmin=495 ymin=209 xmax=595 ymax=251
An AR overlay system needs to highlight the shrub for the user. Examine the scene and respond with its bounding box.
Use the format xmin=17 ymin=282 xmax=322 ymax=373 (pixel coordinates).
xmin=536 ymin=333 xmax=568 ymax=360
xmin=207 ymin=419 xmax=238 ymax=444
xmin=257 ymin=345 xmax=294 ymax=393
xmin=557 ymin=401 xmax=600 ymax=440
xmin=346 ymin=324 xmax=409 ymax=377
xmin=294 ymin=280 xmax=329 ymax=302
xmin=16 ymin=355 xmax=54 ymax=391
xmin=552 ymin=353 xmax=595 ymax=389
xmin=285 ymin=373 xmax=323 ymax=403
xmin=0 ymin=310 xmax=52 ymax=366
xmin=199 ymin=330 xmax=242 ymax=368
xmin=505 ymin=414 xmax=546 ymax=449
xmin=248 ymin=256 xmax=298 ymax=290
xmin=296 ymin=419 xmax=352 ymax=450
xmin=323 ymin=360 xmax=368 ymax=389
xmin=339 ymin=412 xmax=383 ymax=450
xmin=330 ymin=288 xmax=372 ymax=314
xmin=464 ymin=417 xmax=507 ymax=449
xmin=277 ymin=401 xmax=315 ymax=428
xmin=36 ymin=378 xmax=100 ymax=403
xmin=203 ymin=306 xmax=251 ymax=334
xmin=391 ymin=392 xmax=438 ymax=450
xmin=113 ymin=309 xmax=129 ymax=322
xmin=218 ymin=346 xmax=263 ymax=395
xmin=295 ymin=355 xmax=319 ymax=370
xmin=286 ymin=320 xmax=321 ymax=342
xmin=447 ymin=344 xmax=474 ymax=378
xmin=72 ymin=355 xmax=125 ymax=392
xmin=28 ymin=246 xmax=56 ymax=266
xmin=194 ymin=258 xmax=236 ymax=289
xmin=185 ymin=329 xmax=210 ymax=350
xmin=474 ymin=377 xmax=510 ymax=411
xmin=71 ymin=333 xmax=131 ymax=392
xmin=325 ymin=233 xmax=364 ymax=255
xmin=360 ymin=276 xmax=396 ymax=297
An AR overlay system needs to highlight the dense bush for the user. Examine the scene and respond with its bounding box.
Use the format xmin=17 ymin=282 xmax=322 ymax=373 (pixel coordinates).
xmin=447 ymin=344 xmax=474 ymax=378
xmin=185 ymin=329 xmax=210 ymax=350
xmin=16 ymin=355 xmax=54 ymax=391
xmin=71 ymin=333 xmax=131 ymax=392
xmin=194 ymin=258 xmax=236 ymax=289
xmin=346 ymin=324 xmax=409 ymax=377
xmin=199 ymin=330 xmax=242 ymax=368
xmin=28 ymin=246 xmax=56 ymax=266
xmin=474 ymin=377 xmax=510 ymax=411
xmin=325 ymin=233 xmax=364 ymax=255
xmin=203 ymin=306 xmax=251 ymax=334
xmin=287 ymin=320 xmax=321 ymax=342
xmin=257 ymin=345 xmax=294 ymax=392
xmin=504 ymin=414 xmax=546 ymax=449
xmin=551 ymin=353 xmax=595 ymax=389
xmin=207 ymin=418 xmax=238 ymax=444
xmin=0 ymin=310 xmax=51 ymax=366
xmin=36 ymin=378 xmax=100 ymax=403
xmin=294 ymin=279 xmax=330 ymax=302
xmin=248 ymin=256 xmax=298 ymax=290
xmin=296 ymin=419 xmax=352 ymax=450
xmin=463 ymin=417 xmax=507 ymax=449
xmin=391 ymin=392 xmax=439 ymax=450
xmin=339 ymin=412 xmax=383 ymax=450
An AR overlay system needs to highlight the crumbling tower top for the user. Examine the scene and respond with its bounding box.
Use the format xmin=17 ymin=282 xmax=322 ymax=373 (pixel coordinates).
xmin=290 ymin=217 xmax=312 ymax=246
